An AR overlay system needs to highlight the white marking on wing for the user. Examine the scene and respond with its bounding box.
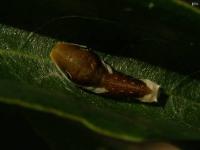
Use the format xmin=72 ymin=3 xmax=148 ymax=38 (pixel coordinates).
xmin=84 ymin=86 xmax=109 ymax=93
xmin=101 ymin=60 xmax=113 ymax=74
xmin=138 ymin=79 xmax=160 ymax=103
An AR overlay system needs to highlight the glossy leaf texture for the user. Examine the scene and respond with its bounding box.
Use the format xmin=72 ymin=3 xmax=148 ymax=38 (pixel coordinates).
xmin=0 ymin=0 xmax=200 ymax=142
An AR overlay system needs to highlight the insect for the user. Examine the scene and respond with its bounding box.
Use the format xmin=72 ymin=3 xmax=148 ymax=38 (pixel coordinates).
xmin=50 ymin=42 xmax=160 ymax=103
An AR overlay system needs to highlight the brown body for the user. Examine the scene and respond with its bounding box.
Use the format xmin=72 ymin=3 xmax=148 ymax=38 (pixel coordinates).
xmin=100 ymin=72 xmax=151 ymax=98
xmin=51 ymin=42 xmax=107 ymax=86
xmin=50 ymin=42 xmax=160 ymax=102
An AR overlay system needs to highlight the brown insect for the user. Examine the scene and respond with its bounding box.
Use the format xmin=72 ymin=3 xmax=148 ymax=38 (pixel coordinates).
xmin=50 ymin=42 xmax=160 ymax=103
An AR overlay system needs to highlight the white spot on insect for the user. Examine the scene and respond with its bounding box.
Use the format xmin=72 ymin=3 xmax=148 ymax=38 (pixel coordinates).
xmin=69 ymin=58 xmax=73 ymax=62
xmin=67 ymin=42 xmax=87 ymax=49
xmin=101 ymin=60 xmax=113 ymax=74
xmin=139 ymin=79 xmax=160 ymax=102
xmin=91 ymin=63 xmax=95 ymax=70
xmin=79 ymin=45 xmax=87 ymax=49
xmin=84 ymin=86 xmax=108 ymax=94
xmin=63 ymin=42 xmax=89 ymax=51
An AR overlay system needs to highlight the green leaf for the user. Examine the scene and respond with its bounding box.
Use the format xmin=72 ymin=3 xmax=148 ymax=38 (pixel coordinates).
xmin=0 ymin=0 xmax=200 ymax=142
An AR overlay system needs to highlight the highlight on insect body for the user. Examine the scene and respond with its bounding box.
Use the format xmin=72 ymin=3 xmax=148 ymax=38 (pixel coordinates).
xmin=50 ymin=42 xmax=160 ymax=103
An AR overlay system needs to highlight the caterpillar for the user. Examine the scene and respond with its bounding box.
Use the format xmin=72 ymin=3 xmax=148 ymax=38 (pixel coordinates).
xmin=50 ymin=42 xmax=160 ymax=103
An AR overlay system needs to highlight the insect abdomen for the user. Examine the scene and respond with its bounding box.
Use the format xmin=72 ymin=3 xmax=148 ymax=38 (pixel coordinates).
xmin=100 ymin=72 xmax=152 ymax=98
